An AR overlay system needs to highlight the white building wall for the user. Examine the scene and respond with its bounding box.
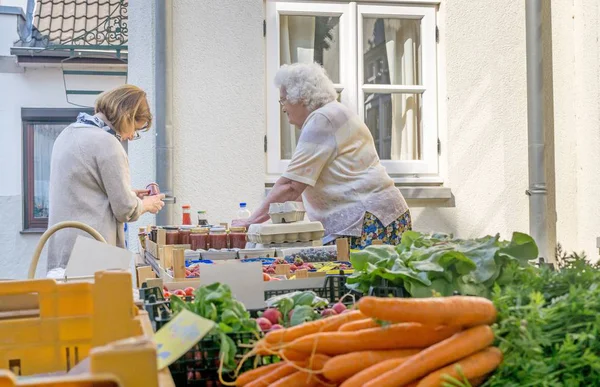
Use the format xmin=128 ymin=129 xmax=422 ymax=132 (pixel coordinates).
xmin=126 ymin=0 xmax=600 ymax=261
xmin=1 ymin=0 xmax=593 ymax=278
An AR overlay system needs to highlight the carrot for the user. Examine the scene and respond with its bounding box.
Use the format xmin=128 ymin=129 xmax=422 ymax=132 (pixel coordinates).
xmin=243 ymin=362 xmax=299 ymax=387
xmin=235 ymin=362 xmax=283 ymax=386
xmin=363 ymin=325 xmax=496 ymax=387
xmin=254 ymin=339 xmax=278 ymax=356
xmin=358 ymin=296 xmax=497 ymax=328
xmin=269 ymin=371 xmax=321 ymax=387
xmin=338 ymin=318 xmax=381 ymax=332
xmin=340 ymin=357 xmax=411 ymax=387
xmin=286 ymin=323 xmax=460 ymax=356
xmin=264 ymin=310 xmax=366 ymax=344
xmin=269 ymin=354 xmax=330 ymax=387
xmin=416 ymin=347 xmax=503 ymax=387
xmin=323 ymin=349 xmax=420 ymax=382
xmin=304 ymin=353 xmax=330 ymax=371
xmin=468 ymin=375 xmax=488 ymax=386
xmin=279 ymin=348 xmax=310 ymax=362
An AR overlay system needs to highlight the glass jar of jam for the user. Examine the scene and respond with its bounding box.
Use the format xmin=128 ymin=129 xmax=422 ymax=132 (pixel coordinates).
xmin=228 ymin=227 xmax=247 ymax=249
xmin=165 ymin=230 xmax=179 ymax=245
xmin=179 ymin=228 xmax=191 ymax=245
xmin=209 ymin=227 xmax=228 ymax=250
xmin=190 ymin=228 xmax=209 ymax=251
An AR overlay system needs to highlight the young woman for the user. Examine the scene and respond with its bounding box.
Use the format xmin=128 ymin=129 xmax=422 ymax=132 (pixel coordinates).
xmin=46 ymin=85 xmax=165 ymax=276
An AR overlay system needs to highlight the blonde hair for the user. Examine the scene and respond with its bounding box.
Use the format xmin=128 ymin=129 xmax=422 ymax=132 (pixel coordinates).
xmin=94 ymin=84 xmax=152 ymax=134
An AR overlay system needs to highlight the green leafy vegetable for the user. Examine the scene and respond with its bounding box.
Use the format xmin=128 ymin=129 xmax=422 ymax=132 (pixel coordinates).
xmin=347 ymin=231 xmax=538 ymax=298
xmin=170 ymin=283 xmax=259 ymax=372
xmin=485 ymin=249 xmax=600 ymax=386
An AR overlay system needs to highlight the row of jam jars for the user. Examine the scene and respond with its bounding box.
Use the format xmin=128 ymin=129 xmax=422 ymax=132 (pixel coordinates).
xmin=190 ymin=228 xmax=209 ymax=251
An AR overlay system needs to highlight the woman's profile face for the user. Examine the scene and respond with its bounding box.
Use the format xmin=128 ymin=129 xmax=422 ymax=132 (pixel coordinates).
xmin=280 ymin=88 xmax=309 ymax=128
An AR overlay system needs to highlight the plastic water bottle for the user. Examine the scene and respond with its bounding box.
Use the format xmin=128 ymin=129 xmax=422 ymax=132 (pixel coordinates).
xmin=237 ymin=202 xmax=252 ymax=219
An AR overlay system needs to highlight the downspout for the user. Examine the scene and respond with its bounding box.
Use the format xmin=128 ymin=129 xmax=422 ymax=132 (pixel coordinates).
xmin=22 ymin=0 xmax=35 ymax=42
xmin=155 ymin=0 xmax=174 ymax=225
xmin=525 ymin=0 xmax=550 ymax=262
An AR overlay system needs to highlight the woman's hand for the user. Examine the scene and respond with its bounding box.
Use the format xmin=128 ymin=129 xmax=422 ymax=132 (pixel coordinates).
xmin=133 ymin=189 xmax=151 ymax=199
xmin=231 ymin=219 xmax=251 ymax=229
xmin=143 ymin=194 xmax=165 ymax=214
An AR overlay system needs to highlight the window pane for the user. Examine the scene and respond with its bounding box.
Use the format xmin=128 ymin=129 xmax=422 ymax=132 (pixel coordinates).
xmin=280 ymin=15 xmax=340 ymax=82
xmin=364 ymin=93 xmax=422 ymax=160
xmin=33 ymin=124 xmax=64 ymax=219
xmin=279 ymin=15 xmax=341 ymax=160
xmin=363 ymin=18 xmax=421 ymax=86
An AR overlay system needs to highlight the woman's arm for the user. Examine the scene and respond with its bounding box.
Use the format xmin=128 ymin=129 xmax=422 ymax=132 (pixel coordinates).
xmin=97 ymin=140 xmax=163 ymax=222
xmin=232 ymin=177 xmax=307 ymax=228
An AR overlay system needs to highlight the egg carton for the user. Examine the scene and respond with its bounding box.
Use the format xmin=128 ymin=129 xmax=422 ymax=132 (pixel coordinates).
xmin=247 ymin=221 xmax=325 ymax=244
xmin=268 ymin=201 xmax=306 ymax=224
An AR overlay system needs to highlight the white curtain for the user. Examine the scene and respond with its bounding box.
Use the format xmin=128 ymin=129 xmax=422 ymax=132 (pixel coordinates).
xmin=279 ymin=15 xmax=340 ymax=159
xmin=33 ymin=125 xmax=63 ymax=218
xmin=384 ymin=20 xmax=421 ymax=160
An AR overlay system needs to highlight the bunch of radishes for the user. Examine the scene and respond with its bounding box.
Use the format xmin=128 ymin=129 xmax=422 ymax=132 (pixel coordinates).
xmin=254 ymin=302 xmax=349 ymax=332
xmin=255 ymin=308 xmax=285 ymax=332
xmin=320 ymin=302 xmax=347 ymax=317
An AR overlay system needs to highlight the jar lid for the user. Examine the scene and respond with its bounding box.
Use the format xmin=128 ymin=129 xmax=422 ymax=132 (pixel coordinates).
xmin=229 ymin=227 xmax=246 ymax=232
xmin=191 ymin=228 xmax=209 ymax=234
xmin=182 ymin=204 xmax=191 ymax=209
xmin=210 ymin=227 xmax=226 ymax=233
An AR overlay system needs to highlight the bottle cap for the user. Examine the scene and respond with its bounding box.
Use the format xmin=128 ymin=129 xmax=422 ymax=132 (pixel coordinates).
xmin=240 ymin=202 xmax=247 ymax=208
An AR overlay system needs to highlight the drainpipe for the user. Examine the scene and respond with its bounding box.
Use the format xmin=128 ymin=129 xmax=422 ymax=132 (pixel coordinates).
xmin=155 ymin=0 xmax=174 ymax=225
xmin=22 ymin=0 xmax=35 ymax=42
xmin=525 ymin=0 xmax=550 ymax=262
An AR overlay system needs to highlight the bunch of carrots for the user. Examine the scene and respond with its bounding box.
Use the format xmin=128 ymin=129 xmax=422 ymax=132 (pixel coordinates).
xmin=233 ymin=296 xmax=503 ymax=387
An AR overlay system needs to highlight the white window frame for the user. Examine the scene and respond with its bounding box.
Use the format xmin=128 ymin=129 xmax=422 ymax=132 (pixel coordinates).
xmin=266 ymin=0 xmax=439 ymax=182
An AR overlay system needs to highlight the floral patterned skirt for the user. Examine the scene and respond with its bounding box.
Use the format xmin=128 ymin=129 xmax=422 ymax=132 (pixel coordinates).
xmin=328 ymin=210 xmax=412 ymax=250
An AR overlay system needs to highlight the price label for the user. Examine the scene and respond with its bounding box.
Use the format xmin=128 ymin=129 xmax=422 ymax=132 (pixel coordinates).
xmin=153 ymin=309 xmax=216 ymax=370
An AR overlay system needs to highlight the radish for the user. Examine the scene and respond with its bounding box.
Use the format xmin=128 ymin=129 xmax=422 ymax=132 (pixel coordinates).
xmin=262 ymin=308 xmax=282 ymax=325
xmin=332 ymin=302 xmax=347 ymax=314
xmin=321 ymin=308 xmax=337 ymax=317
xmin=270 ymin=324 xmax=283 ymax=330
xmin=256 ymin=317 xmax=272 ymax=331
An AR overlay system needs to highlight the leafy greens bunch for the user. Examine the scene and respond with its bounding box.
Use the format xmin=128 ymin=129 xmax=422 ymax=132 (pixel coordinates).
xmin=170 ymin=282 xmax=259 ymax=371
xmin=346 ymin=230 xmax=538 ymax=298
xmin=485 ymin=250 xmax=600 ymax=386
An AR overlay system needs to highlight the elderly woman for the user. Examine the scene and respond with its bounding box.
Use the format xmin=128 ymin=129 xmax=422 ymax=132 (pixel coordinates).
xmin=46 ymin=84 xmax=165 ymax=277
xmin=234 ymin=63 xmax=410 ymax=249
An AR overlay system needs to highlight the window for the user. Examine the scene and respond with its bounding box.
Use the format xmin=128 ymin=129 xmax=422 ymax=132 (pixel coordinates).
xmin=266 ymin=1 xmax=439 ymax=181
xmin=22 ymin=108 xmax=92 ymax=231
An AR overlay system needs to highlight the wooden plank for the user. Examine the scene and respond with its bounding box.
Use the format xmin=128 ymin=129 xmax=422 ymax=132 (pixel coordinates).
xmin=172 ymin=249 xmax=186 ymax=279
xmin=136 ymin=266 xmax=157 ymax=288
xmin=336 ymin=238 xmax=349 ymax=261
xmin=157 ymin=229 xmax=167 ymax=245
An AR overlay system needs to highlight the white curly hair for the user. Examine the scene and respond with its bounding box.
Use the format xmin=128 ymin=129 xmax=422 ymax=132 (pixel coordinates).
xmin=274 ymin=62 xmax=337 ymax=112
